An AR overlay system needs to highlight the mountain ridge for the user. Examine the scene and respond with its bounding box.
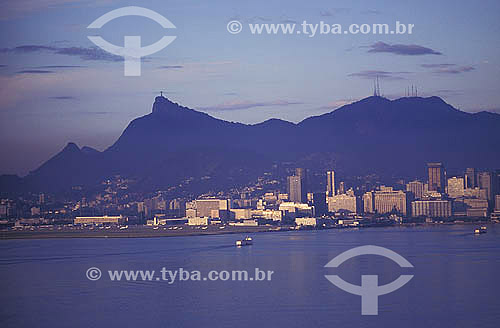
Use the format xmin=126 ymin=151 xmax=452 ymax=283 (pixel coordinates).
xmin=1 ymin=95 xmax=499 ymax=195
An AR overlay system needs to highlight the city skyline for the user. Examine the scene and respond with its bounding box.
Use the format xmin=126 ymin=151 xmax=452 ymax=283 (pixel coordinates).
xmin=2 ymin=2 xmax=500 ymax=327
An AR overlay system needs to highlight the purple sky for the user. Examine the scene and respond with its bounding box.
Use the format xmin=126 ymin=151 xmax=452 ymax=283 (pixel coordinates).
xmin=1 ymin=0 xmax=499 ymax=175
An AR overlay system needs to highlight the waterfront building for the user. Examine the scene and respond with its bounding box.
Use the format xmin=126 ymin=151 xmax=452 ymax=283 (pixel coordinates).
xmin=187 ymin=217 xmax=209 ymax=226
xmin=373 ymin=187 xmax=408 ymax=215
xmin=194 ymin=199 xmax=230 ymax=217
xmin=463 ymin=198 xmax=489 ymax=217
xmin=327 ymin=194 xmax=357 ymax=213
xmin=279 ymin=202 xmax=314 ymax=219
xmin=250 ymin=209 xmax=283 ymax=221
xmin=295 ymin=217 xmax=317 ymax=227
xmin=230 ymin=208 xmax=252 ymax=220
xmin=411 ymin=200 xmax=452 ymax=218
xmin=74 ymin=215 xmax=124 ymax=225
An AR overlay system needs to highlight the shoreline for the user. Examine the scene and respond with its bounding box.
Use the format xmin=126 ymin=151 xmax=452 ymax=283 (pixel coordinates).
xmin=0 ymin=221 xmax=494 ymax=240
xmin=0 ymin=225 xmax=277 ymax=240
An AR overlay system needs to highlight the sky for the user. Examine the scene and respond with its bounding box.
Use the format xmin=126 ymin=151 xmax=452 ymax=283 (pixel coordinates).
xmin=1 ymin=0 xmax=499 ymax=175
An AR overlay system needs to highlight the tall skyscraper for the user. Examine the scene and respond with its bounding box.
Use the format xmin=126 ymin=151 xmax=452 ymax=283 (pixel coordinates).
xmin=406 ymin=180 xmax=424 ymax=199
xmin=326 ymin=171 xmax=336 ymax=197
xmin=465 ymin=168 xmax=477 ymax=188
xmin=478 ymin=172 xmax=493 ymax=202
xmin=287 ymin=175 xmax=303 ymax=203
xmin=428 ymin=163 xmax=445 ymax=193
xmin=295 ymin=168 xmax=308 ymax=202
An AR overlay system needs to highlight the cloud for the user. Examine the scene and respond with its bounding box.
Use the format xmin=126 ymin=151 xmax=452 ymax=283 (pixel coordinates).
xmin=54 ymin=46 xmax=122 ymax=61
xmin=16 ymin=70 xmax=55 ymax=74
xmin=421 ymin=63 xmax=475 ymax=74
xmin=317 ymin=99 xmax=357 ymax=110
xmin=433 ymin=89 xmax=465 ymax=97
xmin=32 ymin=65 xmax=86 ymax=69
xmin=280 ymin=18 xmax=298 ymax=24
xmin=49 ymin=96 xmax=77 ymax=100
xmin=361 ymin=9 xmax=382 ymax=15
xmin=320 ymin=8 xmax=351 ymax=17
xmin=158 ymin=65 xmax=184 ymax=69
xmin=0 ymin=0 xmax=115 ymax=20
xmin=1 ymin=45 xmax=122 ymax=62
xmin=420 ymin=63 xmax=454 ymax=68
xmin=228 ymin=15 xmax=272 ymax=24
xmin=0 ymin=65 xmax=7 ymax=68
xmin=199 ymin=99 xmax=303 ymax=111
xmin=348 ymin=70 xmax=410 ymax=80
xmin=366 ymin=42 xmax=442 ymax=55
xmin=247 ymin=16 xmax=272 ymax=23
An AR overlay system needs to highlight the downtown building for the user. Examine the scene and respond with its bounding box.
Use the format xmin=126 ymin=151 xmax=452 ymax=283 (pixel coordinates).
xmin=187 ymin=199 xmax=231 ymax=219
xmin=411 ymin=199 xmax=452 ymax=218
xmin=307 ymin=192 xmax=327 ymax=216
xmin=406 ymin=180 xmax=425 ymax=199
xmin=279 ymin=202 xmax=314 ymax=219
xmin=326 ymin=170 xmax=336 ymax=197
xmin=327 ymin=194 xmax=357 ymax=214
xmin=447 ymin=176 xmax=465 ymax=199
xmin=477 ymin=172 xmax=493 ymax=204
xmin=428 ymin=163 xmax=446 ymax=193
xmin=372 ymin=187 xmax=408 ymax=216
xmin=465 ymin=167 xmax=477 ymax=188
xmin=287 ymin=168 xmax=308 ymax=203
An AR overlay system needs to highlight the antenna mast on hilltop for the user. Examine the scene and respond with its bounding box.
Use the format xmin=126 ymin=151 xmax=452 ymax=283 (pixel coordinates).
xmin=373 ymin=77 xmax=382 ymax=97
xmin=377 ymin=77 xmax=381 ymax=97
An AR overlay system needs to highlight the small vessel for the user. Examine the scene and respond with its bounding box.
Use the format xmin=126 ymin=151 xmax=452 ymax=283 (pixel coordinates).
xmin=236 ymin=236 xmax=253 ymax=247
xmin=474 ymin=226 xmax=487 ymax=234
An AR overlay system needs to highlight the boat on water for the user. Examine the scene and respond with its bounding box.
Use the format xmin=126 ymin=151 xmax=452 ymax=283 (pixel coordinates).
xmin=236 ymin=236 xmax=253 ymax=247
xmin=474 ymin=226 xmax=487 ymax=234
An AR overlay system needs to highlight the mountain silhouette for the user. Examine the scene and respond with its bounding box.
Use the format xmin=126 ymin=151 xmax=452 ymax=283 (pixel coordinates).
xmin=1 ymin=95 xmax=499 ymax=194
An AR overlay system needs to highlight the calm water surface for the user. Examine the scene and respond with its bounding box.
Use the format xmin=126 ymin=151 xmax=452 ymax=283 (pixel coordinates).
xmin=1 ymin=225 xmax=499 ymax=328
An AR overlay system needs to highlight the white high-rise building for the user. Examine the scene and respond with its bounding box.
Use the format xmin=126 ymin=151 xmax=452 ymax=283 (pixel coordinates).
xmin=326 ymin=171 xmax=336 ymax=197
